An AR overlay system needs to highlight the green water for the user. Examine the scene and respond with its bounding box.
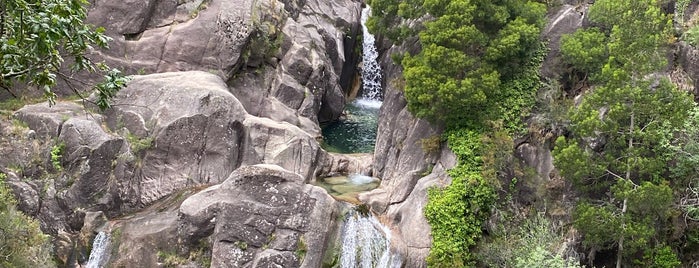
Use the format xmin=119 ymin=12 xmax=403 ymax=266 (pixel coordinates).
xmin=312 ymin=174 xmax=381 ymax=203
xmin=321 ymin=99 xmax=381 ymax=154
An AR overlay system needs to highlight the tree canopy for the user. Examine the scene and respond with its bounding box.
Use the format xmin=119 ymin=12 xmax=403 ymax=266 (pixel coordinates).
xmin=398 ymin=0 xmax=545 ymax=126
xmin=0 ymin=0 xmax=127 ymax=109
xmin=555 ymin=0 xmax=691 ymax=266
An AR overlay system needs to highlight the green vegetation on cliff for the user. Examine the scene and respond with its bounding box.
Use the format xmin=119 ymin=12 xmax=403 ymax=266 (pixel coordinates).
xmin=0 ymin=173 xmax=54 ymax=267
xmin=370 ymin=0 xmax=547 ymax=266
xmin=373 ymin=0 xmax=699 ymax=266
xmin=555 ymin=0 xmax=695 ymax=266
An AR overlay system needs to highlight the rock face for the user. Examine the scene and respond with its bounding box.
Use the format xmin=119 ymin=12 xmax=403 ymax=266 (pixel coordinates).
xmin=87 ymin=0 xmax=363 ymax=134
xmin=87 ymin=0 xmax=255 ymax=78
xmin=540 ymin=4 xmax=588 ymax=79
xmin=178 ymin=165 xmax=336 ymax=268
xmin=10 ymin=71 xmax=353 ymax=240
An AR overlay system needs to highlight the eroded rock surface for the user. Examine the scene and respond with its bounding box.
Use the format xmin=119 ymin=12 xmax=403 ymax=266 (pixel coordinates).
xmin=88 ymin=0 xmax=363 ymax=133
xmin=179 ymin=165 xmax=337 ymax=268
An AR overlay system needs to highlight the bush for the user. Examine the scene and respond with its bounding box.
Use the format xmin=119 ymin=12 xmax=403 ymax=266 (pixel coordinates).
xmin=0 ymin=173 xmax=55 ymax=267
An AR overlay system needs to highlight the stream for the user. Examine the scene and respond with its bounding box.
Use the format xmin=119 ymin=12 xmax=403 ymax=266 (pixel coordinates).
xmin=324 ymin=7 xmax=401 ymax=268
xmin=339 ymin=209 xmax=402 ymax=268
xmin=86 ymin=231 xmax=111 ymax=268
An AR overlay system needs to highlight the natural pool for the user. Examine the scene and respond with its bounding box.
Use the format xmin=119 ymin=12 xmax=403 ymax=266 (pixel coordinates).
xmin=321 ymin=99 xmax=381 ymax=154
xmin=312 ymin=174 xmax=381 ymax=204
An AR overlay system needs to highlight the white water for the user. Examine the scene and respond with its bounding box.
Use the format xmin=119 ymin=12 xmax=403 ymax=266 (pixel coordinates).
xmin=348 ymin=174 xmax=378 ymax=185
xmin=339 ymin=210 xmax=402 ymax=268
xmin=359 ymin=7 xmax=383 ymax=102
xmin=86 ymin=231 xmax=111 ymax=268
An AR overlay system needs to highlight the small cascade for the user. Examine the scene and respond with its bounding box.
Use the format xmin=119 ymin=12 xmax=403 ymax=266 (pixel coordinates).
xmin=339 ymin=210 xmax=402 ymax=268
xmin=85 ymin=231 xmax=111 ymax=268
xmin=359 ymin=7 xmax=383 ymax=103
xmin=322 ymin=6 xmax=383 ymax=153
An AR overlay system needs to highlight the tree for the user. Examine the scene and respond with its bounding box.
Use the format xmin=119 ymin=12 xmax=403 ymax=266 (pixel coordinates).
xmin=555 ymin=0 xmax=690 ymax=266
xmin=399 ymin=0 xmax=545 ymax=126
xmin=0 ymin=0 xmax=127 ymax=109
xmin=0 ymin=173 xmax=54 ymax=267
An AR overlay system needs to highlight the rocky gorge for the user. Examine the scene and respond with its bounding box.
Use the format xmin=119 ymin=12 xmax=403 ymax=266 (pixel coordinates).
xmin=4 ymin=0 xmax=699 ymax=267
xmin=1 ymin=0 xmax=384 ymax=266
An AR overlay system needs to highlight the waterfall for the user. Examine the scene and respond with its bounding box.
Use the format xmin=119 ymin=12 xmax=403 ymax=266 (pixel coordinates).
xmin=357 ymin=7 xmax=383 ymax=108
xmin=86 ymin=231 xmax=111 ymax=268
xmin=321 ymin=6 xmax=384 ymax=153
xmin=339 ymin=210 xmax=402 ymax=268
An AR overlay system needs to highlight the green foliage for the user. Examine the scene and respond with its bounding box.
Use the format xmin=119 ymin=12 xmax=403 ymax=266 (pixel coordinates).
xmin=0 ymin=173 xmax=55 ymax=267
xmin=560 ymin=28 xmax=607 ymax=75
xmin=554 ymin=0 xmax=691 ymax=265
xmin=554 ymin=80 xmax=693 ymax=189
xmin=157 ymin=251 xmax=188 ymax=267
xmin=683 ymin=25 xmax=699 ymax=47
xmin=0 ymin=0 xmax=127 ymax=108
xmin=366 ymin=0 xmax=421 ymax=42
xmin=424 ymin=130 xmax=496 ymax=267
xmin=637 ymin=245 xmax=681 ymax=268
xmin=51 ymin=141 xmax=65 ymax=171
xmin=575 ymin=181 xmax=673 ymax=257
xmin=676 ymin=0 xmax=690 ymax=25
xmin=561 ymin=0 xmax=672 ymax=83
xmin=479 ymin=214 xmax=582 ymax=268
xmin=295 ymin=237 xmax=307 ymax=261
xmin=400 ymin=0 xmax=545 ymax=126
xmin=126 ymin=132 xmax=153 ymax=155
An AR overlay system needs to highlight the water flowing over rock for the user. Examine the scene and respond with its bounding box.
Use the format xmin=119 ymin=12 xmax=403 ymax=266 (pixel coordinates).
xmin=359 ymin=7 xmax=383 ymax=101
xmin=86 ymin=232 xmax=111 ymax=268
xmin=322 ymin=6 xmax=383 ymax=154
xmin=338 ymin=210 xmax=401 ymax=268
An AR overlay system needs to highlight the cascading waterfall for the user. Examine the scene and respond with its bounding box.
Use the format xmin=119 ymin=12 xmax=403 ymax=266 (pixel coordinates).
xmin=85 ymin=231 xmax=111 ymax=268
xmin=321 ymin=6 xmax=383 ymax=153
xmin=358 ymin=7 xmax=383 ymax=105
xmin=339 ymin=210 xmax=402 ymax=268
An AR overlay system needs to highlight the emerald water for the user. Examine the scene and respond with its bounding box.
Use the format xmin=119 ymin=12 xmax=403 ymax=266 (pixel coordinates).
xmin=321 ymin=6 xmax=383 ymax=154
xmin=321 ymin=99 xmax=381 ymax=154
xmin=312 ymin=174 xmax=381 ymax=203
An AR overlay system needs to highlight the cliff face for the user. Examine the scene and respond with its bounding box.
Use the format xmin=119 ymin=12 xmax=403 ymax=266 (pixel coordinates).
xmin=0 ymin=0 xmax=366 ymax=266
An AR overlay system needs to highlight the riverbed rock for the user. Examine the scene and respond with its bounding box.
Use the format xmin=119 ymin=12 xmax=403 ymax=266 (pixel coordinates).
xmin=14 ymin=102 xmax=90 ymax=138
xmin=178 ymin=164 xmax=337 ymax=268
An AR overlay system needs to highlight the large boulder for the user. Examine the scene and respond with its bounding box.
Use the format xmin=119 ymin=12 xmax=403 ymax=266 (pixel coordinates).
xmin=87 ymin=0 xmax=255 ymax=78
xmin=104 ymin=71 xmax=250 ymax=207
xmin=87 ymin=0 xmax=363 ymax=132
xmin=178 ymin=164 xmax=337 ymax=268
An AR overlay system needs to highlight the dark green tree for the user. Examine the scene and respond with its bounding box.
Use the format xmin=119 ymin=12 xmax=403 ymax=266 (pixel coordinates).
xmin=555 ymin=0 xmax=689 ymax=266
xmin=0 ymin=0 xmax=127 ymax=109
xmin=400 ymin=0 xmax=545 ymax=126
